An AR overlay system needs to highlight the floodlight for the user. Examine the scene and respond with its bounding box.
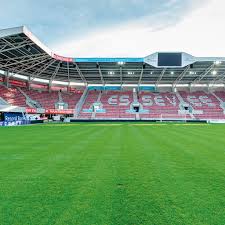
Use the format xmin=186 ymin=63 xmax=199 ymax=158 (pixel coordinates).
xmin=214 ymin=61 xmax=222 ymax=65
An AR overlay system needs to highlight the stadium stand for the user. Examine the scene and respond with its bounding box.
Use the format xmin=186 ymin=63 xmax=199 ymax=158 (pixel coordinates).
xmin=61 ymin=91 xmax=83 ymax=110
xmin=22 ymin=88 xmax=59 ymax=109
xmin=214 ymin=91 xmax=225 ymax=102
xmin=78 ymin=90 xmax=100 ymax=119
xmin=138 ymin=92 xmax=181 ymax=119
xmin=0 ymin=85 xmax=82 ymax=110
xmin=0 ymin=85 xmax=27 ymax=107
xmin=1 ymin=27 xmax=225 ymax=122
xmin=1 ymin=84 xmax=225 ymax=120
xmin=179 ymin=91 xmax=225 ymax=119
xmin=95 ymin=91 xmax=135 ymax=119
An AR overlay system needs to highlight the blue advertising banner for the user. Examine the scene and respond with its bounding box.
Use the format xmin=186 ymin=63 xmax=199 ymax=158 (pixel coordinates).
xmin=0 ymin=120 xmax=30 ymax=127
xmin=88 ymin=86 xmax=104 ymax=91
xmin=75 ymin=58 xmax=144 ymax=63
xmin=3 ymin=112 xmax=24 ymax=122
xmin=139 ymin=86 xmax=156 ymax=91
xmin=105 ymin=86 xmax=121 ymax=91
xmin=88 ymin=86 xmax=122 ymax=91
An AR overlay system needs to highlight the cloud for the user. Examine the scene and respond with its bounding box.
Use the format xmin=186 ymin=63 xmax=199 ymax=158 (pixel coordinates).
xmin=1 ymin=0 xmax=202 ymax=44
xmin=53 ymin=0 xmax=217 ymax=57
xmin=2 ymin=0 xmax=220 ymax=57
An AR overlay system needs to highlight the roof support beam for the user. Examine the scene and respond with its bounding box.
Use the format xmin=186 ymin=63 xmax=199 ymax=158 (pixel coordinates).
xmin=2 ymin=37 xmax=34 ymax=57
xmin=0 ymin=53 xmax=46 ymax=64
xmin=0 ymin=39 xmax=33 ymax=54
xmin=0 ymin=55 xmax=49 ymax=70
xmin=156 ymin=68 xmax=166 ymax=85
xmin=192 ymin=64 xmax=214 ymax=84
xmin=50 ymin=62 xmax=61 ymax=81
xmin=211 ymin=71 xmax=225 ymax=84
xmin=31 ymin=59 xmax=56 ymax=80
xmin=173 ymin=66 xmax=190 ymax=86
xmin=97 ymin=64 xmax=105 ymax=85
xmin=67 ymin=62 xmax=70 ymax=83
xmin=9 ymin=56 xmax=50 ymax=75
xmin=4 ymin=70 xmax=9 ymax=88
xmin=120 ymin=66 xmax=123 ymax=85
xmin=74 ymin=62 xmax=87 ymax=84
xmin=138 ymin=66 xmax=144 ymax=86
xmin=0 ymin=44 xmax=9 ymax=52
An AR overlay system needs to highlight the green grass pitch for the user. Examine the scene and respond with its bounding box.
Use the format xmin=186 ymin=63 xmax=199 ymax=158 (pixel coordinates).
xmin=0 ymin=123 xmax=224 ymax=225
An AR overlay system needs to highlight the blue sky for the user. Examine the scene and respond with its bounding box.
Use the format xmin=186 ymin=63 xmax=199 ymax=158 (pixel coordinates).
xmin=1 ymin=0 xmax=224 ymax=57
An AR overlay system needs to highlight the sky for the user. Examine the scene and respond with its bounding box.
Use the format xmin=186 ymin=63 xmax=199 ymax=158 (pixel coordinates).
xmin=1 ymin=0 xmax=225 ymax=57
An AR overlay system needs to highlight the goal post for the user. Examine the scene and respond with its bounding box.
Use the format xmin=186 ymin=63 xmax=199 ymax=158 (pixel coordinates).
xmin=160 ymin=113 xmax=187 ymax=122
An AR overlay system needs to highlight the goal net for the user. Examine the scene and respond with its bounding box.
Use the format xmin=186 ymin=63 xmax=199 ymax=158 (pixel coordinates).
xmin=160 ymin=113 xmax=188 ymax=122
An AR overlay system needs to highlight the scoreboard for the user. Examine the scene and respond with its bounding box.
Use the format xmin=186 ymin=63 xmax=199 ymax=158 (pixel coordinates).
xmin=158 ymin=53 xmax=182 ymax=67
xmin=144 ymin=52 xmax=196 ymax=68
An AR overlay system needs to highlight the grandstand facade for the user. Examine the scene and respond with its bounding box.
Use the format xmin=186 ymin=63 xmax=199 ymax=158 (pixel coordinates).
xmin=1 ymin=26 xmax=225 ymax=122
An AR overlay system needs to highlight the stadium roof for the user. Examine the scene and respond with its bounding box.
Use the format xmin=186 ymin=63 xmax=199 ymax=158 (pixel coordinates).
xmin=1 ymin=26 xmax=225 ymax=87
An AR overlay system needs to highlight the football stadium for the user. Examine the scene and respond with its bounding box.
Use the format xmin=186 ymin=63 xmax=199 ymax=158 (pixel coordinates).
xmin=0 ymin=25 xmax=225 ymax=224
